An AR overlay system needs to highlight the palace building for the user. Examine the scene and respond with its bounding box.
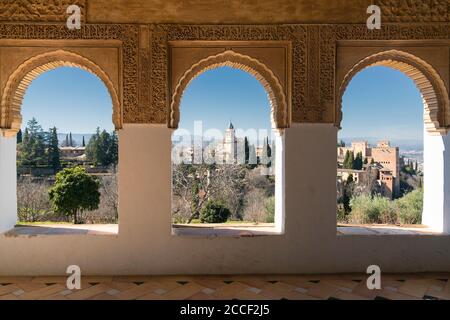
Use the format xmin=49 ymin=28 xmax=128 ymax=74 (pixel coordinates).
xmin=337 ymin=140 xmax=400 ymax=198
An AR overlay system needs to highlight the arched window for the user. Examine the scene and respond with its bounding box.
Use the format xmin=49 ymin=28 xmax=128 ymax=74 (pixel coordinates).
xmin=337 ymin=51 xmax=450 ymax=234
xmin=171 ymin=65 xmax=285 ymax=236
xmin=0 ymin=57 xmax=120 ymax=234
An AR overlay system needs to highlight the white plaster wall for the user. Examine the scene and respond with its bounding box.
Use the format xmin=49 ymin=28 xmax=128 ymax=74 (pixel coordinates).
xmin=0 ymin=136 xmax=17 ymax=234
xmin=423 ymin=130 xmax=450 ymax=233
xmin=274 ymin=130 xmax=285 ymax=233
xmin=0 ymin=124 xmax=450 ymax=276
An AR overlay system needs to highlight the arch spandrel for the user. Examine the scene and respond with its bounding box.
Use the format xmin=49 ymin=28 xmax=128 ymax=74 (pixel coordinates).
xmin=0 ymin=49 xmax=122 ymax=137
xmin=169 ymin=50 xmax=290 ymax=130
xmin=337 ymin=50 xmax=449 ymax=135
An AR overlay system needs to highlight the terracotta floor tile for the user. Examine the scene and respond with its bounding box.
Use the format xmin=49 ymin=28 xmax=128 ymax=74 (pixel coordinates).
xmin=160 ymin=283 xmax=205 ymax=300
xmin=20 ymin=284 xmax=67 ymax=300
xmin=301 ymin=282 xmax=339 ymax=299
xmin=377 ymin=288 xmax=420 ymax=300
xmin=0 ymin=294 xmax=20 ymax=300
xmin=212 ymin=282 xmax=251 ymax=299
xmin=39 ymin=292 xmax=69 ymax=300
xmin=89 ymin=292 xmax=119 ymax=300
xmin=66 ymin=284 xmax=111 ymax=300
xmin=350 ymin=282 xmax=380 ymax=299
xmin=115 ymin=281 xmax=175 ymax=300
xmin=0 ymin=273 xmax=448 ymax=300
xmin=0 ymin=284 xmax=22 ymax=296
xmin=398 ymin=279 xmax=432 ymax=298
xmin=331 ymin=289 xmax=371 ymax=300
xmin=187 ymin=292 xmax=221 ymax=300
xmin=260 ymin=282 xmax=307 ymax=300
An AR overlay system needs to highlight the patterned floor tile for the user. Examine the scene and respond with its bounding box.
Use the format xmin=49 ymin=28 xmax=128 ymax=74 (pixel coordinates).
xmin=0 ymin=273 xmax=447 ymax=300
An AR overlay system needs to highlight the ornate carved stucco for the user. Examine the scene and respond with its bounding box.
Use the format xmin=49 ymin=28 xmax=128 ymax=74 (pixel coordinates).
xmin=3 ymin=0 xmax=449 ymax=25
xmin=0 ymin=50 xmax=121 ymax=137
xmin=322 ymin=24 xmax=450 ymax=128
xmin=0 ymin=0 xmax=86 ymax=22
xmin=337 ymin=50 xmax=450 ymax=134
xmin=0 ymin=24 xmax=138 ymax=126
xmin=148 ymin=24 xmax=307 ymax=124
xmin=0 ymin=22 xmax=448 ymax=127
xmin=144 ymin=23 xmax=449 ymax=126
xmin=169 ymin=50 xmax=289 ymax=129
xmin=375 ymin=0 xmax=450 ymax=23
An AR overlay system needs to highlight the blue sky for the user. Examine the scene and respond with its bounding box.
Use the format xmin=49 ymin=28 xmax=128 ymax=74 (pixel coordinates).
xmin=21 ymin=67 xmax=114 ymax=134
xmin=340 ymin=66 xmax=423 ymax=141
xmin=177 ymin=66 xmax=272 ymax=134
xmin=21 ymin=65 xmax=423 ymax=141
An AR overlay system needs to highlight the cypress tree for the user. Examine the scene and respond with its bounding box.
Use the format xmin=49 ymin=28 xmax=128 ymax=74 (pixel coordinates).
xmin=248 ymin=144 xmax=257 ymax=167
xmin=18 ymin=128 xmax=31 ymax=166
xmin=86 ymin=127 xmax=101 ymax=165
xmin=353 ymin=152 xmax=363 ymax=170
xmin=18 ymin=118 xmax=46 ymax=166
xmin=344 ymin=151 xmax=355 ymax=169
xmin=348 ymin=152 xmax=355 ymax=169
xmin=110 ymin=131 xmax=119 ymax=168
xmin=48 ymin=127 xmax=61 ymax=173
xmin=69 ymin=132 xmax=73 ymax=147
xmin=82 ymin=136 xmax=85 ymax=147
xmin=267 ymin=137 xmax=272 ymax=158
xmin=271 ymin=140 xmax=276 ymax=168
xmin=343 ymin=150 xmax=351 ymax=169
xmin=260 ymin=138 xmax=270 ymax=166
xmin=17 ymin=129 xmax=23 ymax=144
xmin=244 ymin=137 xmax=249 ymax=164
xmin=28 ymin=118 xmax=46 ymax=165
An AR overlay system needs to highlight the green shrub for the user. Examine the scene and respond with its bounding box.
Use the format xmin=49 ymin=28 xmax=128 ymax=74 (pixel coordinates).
xmin=395 ymin=189 xmax=423 ymax=224
xmin=337 ymin=204 xmax=348 ymax=223
xmin=200 ymin=200 xmax=231 ymax=223
xmin=349 ymin=194 xmax=396 ymax=224
xmin=48 ymin=166 xmax=100 ymax=224
xmin=265 ymin=196 xmax=275 ymax=223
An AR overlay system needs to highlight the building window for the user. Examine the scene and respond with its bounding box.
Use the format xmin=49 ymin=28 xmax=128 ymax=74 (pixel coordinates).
xmin=11 ymin=66 xmax=118 ymax=234
xmin=337 ymin=65 xmax=426 ymax=233
xmin=171 ymin=66 xmax=284 ymax=237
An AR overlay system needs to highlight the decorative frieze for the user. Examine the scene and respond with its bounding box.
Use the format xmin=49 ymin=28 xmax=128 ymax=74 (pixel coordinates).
xmin=0 ymin=22 xmax=448 ymax=127
xmin=375 ymin=0 xmax=450 ymax=23
xmin=0 ymin=0 xmax=86 ymax=22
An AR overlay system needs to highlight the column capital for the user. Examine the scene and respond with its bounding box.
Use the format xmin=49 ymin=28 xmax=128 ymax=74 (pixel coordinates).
xmin=0 ymin=129 xmax=17 ymax=138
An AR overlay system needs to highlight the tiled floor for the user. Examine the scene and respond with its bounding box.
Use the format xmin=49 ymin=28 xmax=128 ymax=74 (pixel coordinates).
xmin=0 ymin=274 xmax=448 ymax=300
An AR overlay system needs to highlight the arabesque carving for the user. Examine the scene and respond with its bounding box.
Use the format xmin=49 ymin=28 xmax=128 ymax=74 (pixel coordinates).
xmin=169 ymin=50 xmax=289 ymax=129
xmin=0 ymin=24 xmax=138 ymax=126
xmin=0 ymin=0 xmax=86 ymax=22
xmin=0 ymin=22 xmax=448 ymax=127
xmin=337 ymin=50 xmax=450 ymax=135
xmin=0 ymin=50 xmax=122 ymax=137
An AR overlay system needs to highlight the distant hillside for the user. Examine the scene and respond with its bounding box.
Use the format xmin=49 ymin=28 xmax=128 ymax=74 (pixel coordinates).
xmin=339 ymin=137 xmax=423 ymax=151
xmin=57 ymin=133 xmax=93 ymax=147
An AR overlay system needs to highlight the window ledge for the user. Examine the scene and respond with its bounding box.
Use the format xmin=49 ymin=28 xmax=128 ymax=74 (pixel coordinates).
xmin=172 ymin=223 xmax=282 ymax=237
xmin=337 ymin=224 xmax=447 ymax=236
xmin=2 ymin=224 xmax=118 ymax=237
